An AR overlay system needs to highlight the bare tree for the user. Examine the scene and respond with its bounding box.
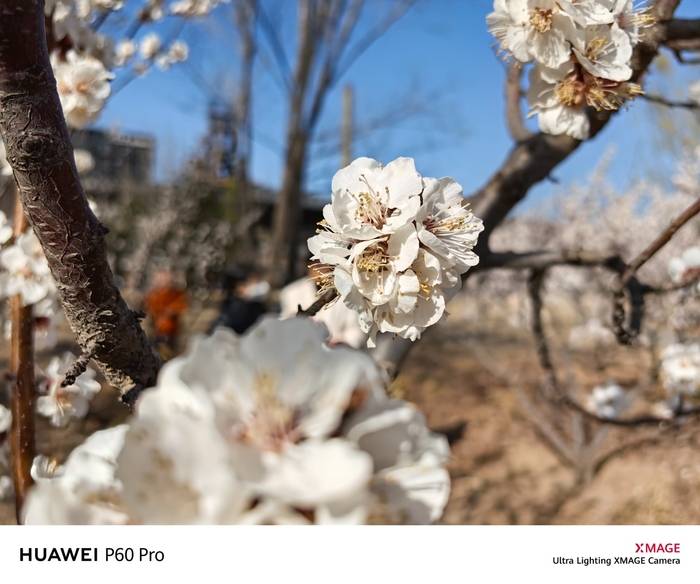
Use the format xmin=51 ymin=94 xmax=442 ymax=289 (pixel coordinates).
xmin=265 ymin=0 xmax=416 ymax=287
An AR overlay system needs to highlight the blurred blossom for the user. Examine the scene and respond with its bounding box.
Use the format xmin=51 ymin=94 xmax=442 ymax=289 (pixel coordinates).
xmin=0 ymin=404 xmax=11 ymax=434
xmin=0 ymin=211 xmax=12 ymax=245
xmin=0 ymin=232 xmax=56 ymax=307
xmin=36 ymin=353 xmax=102 ymax=428
xmin=308 ymin=157 xmax=482 ymax=347
xmin=139 ymin=33 xmax=162 ymax=59
xmin=587 ymin=382 xmax=628 ymax=419
xmin=31 ymin=455 xmax=65 ymax=483
xmin=114 ymin=39 xmax=136 ymax=67
xmin=24 ymin=318 xmax=450 ymax=524
xmin=660 ymin=343 xmax=700 ymax=398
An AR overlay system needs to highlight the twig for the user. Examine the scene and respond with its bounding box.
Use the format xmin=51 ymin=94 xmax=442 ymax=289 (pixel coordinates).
xmin=8 ymin=189 xmax=35 ymax=523
xmin=641 ymin=93 xmax=700 ymax=109
xmin=505 ymin=62 xmax=532 ymax=142
xmin=298 ymin=289 xmax=337 ymax=317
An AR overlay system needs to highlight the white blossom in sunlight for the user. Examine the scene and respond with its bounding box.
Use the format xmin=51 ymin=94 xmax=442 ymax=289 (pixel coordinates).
xmin=308 ymin=157 xmax=482 ymax=346
xmin=0 ymin=404 xmax=11 ymax=434
xmin=36 ymin=353 xmax=101 ymax=428
xmin=139 ymin=33 xmax=162 ymax=59
xmin=527 ymin=61 xmax=642 ymax=139
xmin=660 ymin=343 xmax=700 ymax=397
xmin=114 ymin=39 xmax=136 ymax=67
xmin=488 ymin=0 xmax=645 ymax=139
xmin=171 ymin=0 xmax=226 ymax=16
xmin=0 ymin=232 xmax=55 ymax=307
xmin=486 ymin=0 xmax=575 ymax=68
xmin=587 ymin=382 xmax=628 ymax=418
xmin=52 ymin=50 xmax=113 ymax=129
xmin=24 ymin=318 xmax=451 ymax=524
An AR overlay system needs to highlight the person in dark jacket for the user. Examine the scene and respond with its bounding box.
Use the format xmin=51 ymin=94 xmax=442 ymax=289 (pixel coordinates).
xmin=210 ymin=268 xmax=269 ymax=334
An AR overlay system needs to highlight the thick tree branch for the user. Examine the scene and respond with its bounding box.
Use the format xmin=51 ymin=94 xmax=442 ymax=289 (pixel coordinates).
xmin=659 ymin=17 xmax=700 ymax=53
xmin=0 ymin=1 xmax=159 ymax=398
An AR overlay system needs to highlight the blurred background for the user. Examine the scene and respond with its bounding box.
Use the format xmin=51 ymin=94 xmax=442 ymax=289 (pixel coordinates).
xmin=1 ymin=0 xmax=699 ymax=524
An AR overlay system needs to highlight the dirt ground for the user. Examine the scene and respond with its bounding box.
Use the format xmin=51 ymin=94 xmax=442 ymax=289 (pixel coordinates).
xmin=2 ymin=313 xmax=699 ymax=525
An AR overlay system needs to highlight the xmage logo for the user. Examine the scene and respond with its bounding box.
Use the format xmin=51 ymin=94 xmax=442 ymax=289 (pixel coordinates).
xmin=635 ymin=543 xmax=681 ymax=554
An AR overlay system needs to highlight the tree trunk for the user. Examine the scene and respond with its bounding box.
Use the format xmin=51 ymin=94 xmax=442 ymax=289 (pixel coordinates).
xmin=0 ymin=1 xmax=159 ymax=398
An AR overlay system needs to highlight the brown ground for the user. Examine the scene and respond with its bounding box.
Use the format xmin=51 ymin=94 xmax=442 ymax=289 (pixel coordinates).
xmin=2 ymin=315 xmax=699 ymax=525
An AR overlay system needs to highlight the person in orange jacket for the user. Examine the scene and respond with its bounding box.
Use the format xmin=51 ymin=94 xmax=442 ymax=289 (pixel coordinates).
xmin=144 ymin=269 xmax=188 ymax=358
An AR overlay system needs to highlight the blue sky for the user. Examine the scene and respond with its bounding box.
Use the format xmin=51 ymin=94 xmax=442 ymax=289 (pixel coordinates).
xmin=99 ymin=0 xmax=700 ymax=212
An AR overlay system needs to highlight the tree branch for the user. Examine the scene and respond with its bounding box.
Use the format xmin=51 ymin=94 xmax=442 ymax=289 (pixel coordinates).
xmin=0 ymin=1 xmax=160 ymax=398
xmin=504 ymin=62 xmax=531 ymax=142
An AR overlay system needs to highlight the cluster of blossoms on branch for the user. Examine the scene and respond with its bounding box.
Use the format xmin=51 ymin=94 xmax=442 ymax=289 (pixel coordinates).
xmin=45 ymin=0 xmax=224 ymax=129
xmin=487 ymin=0 xmax=654 ymax=138
xmin=308 ymin=157 xmax=483 ymax=347
xmin=24 ymin=318 xmax=450 ymax=524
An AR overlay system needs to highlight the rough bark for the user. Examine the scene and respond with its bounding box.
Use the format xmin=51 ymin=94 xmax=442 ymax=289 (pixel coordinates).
xmin=0 ymin=1 xmax=159 ymax=397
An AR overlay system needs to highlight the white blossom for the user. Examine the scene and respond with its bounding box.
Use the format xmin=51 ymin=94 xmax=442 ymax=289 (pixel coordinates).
xmin=52 ymin=50 xmax=113 ymax=129
xmin=0 ymin=143 xmax=13 ymax=178
xmin=0 ymin=232 xmax=55 ymax=307
xmin=587 ymin=382 xmax=628 ymax=418
xmin=31 ymin=455 xmax=65 ymax=483
xmin=0 ymin=210 xmax=12 ymax=245
xmin=669 ymin=247 xmax=700 ymax=291
xmin=114 ymin=39 xmax=136 ymax=66
xmin=486 ymin=0 xmax=575 ymax=68
xmin=139 ymin=33 xmax=162 ymax=60
xmin=309 ymin=157 xmax=482 ymax=346
xmin=171 ymin=0 xmax=225 ymax=16
xmin=660 ymin=343 xmax=700 ymax=397
xmin=24 ymin=318 xmax=451 ymax=524
xmin=0 ymin=404 xmax=11 ymax=434
xmin=36 ymin=353 xmax=102 ymax=428
xmin=0 ymin=476 xmax=12 ymax=501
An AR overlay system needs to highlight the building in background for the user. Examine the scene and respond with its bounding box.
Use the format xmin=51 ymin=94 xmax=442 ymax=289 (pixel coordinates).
xmin=71 ymin=128 xmax=155 ymax=197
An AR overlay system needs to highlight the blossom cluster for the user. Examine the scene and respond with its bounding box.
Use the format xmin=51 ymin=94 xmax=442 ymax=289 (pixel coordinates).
xmin=308 ymin=157 xmax=483 ymax=347
xmin=24 ymin=317 xmax=451 ymax=524
xmin=487 ymin=0 xmax=654 ymax=139
xmin=45 ymin=0 xmax=223 ymax=129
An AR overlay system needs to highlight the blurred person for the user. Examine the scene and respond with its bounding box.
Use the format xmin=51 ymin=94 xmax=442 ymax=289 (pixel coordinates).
xmin=210 ymin=268 xmax=269 ymax=334
xmin=280 ymin=264 xmax=367 ymax=348
xmin=144 ymin=269 xmax=188 ymax=359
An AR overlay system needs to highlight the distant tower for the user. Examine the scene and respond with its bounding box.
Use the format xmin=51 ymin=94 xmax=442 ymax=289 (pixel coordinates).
xmin=201 ymin=99 xmax=237 ymax=179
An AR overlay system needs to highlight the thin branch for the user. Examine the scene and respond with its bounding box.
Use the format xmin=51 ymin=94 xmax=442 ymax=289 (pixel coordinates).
xmin=505 ymin=62 xmax=532 ymax=142
xmin=641 ymin=93 xmax=700 ymax=109
xmin=8 ymin=190 xmax=35 ymax=524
